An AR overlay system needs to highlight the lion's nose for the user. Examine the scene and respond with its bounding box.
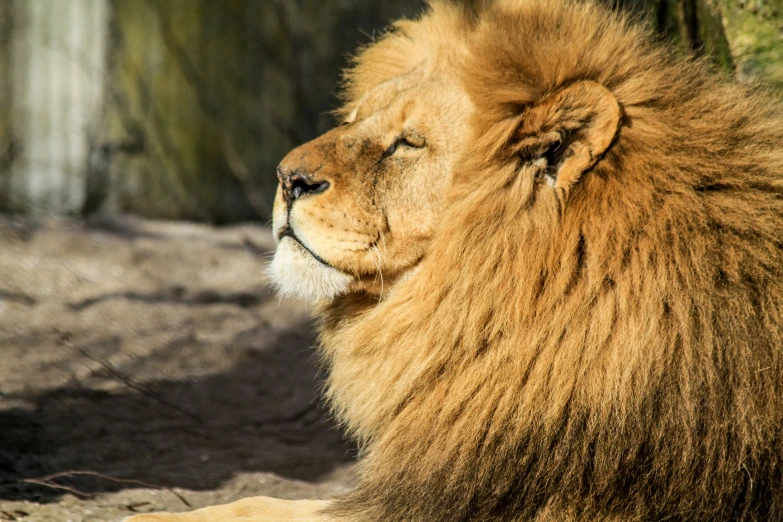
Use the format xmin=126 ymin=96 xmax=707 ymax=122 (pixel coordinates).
xmin=277 ymin=167 xmax=330 ymax=204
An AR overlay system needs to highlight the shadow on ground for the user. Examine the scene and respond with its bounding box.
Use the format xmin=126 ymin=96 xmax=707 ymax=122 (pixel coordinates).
xmin=0 ymin=218 xmax=357 ymax=507
xmin=0 ymin=320 xmax=356 ymax=502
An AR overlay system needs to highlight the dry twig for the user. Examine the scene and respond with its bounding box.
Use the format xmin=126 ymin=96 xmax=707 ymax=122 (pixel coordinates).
xmin=77 ymin=347 xmax=203 ymax=424
xmin=13 ymin=470 xmax=191 ymax=507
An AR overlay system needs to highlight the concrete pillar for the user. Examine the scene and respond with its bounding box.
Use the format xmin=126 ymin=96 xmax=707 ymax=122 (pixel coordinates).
xmin=4 ymin=0 xmax=108 ymax=215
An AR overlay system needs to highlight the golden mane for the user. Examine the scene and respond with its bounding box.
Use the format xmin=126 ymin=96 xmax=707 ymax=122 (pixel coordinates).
xmin=318 ymin=1 xmax=783 ymax=521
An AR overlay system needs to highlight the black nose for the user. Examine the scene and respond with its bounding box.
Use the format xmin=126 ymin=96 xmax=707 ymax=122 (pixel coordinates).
xmin=277 ymin=168 xmax=330 ymax=204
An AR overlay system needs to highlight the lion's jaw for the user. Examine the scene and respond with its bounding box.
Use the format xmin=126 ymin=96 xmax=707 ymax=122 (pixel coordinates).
xmin=269 ymin=74 xmax=472 ymax=303
xmin=268 ymin=238 xmax=354 ymax=302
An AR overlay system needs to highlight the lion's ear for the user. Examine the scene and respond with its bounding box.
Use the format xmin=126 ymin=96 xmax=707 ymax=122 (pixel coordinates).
xmin=514 ymin=80 xmax=621 ymax=201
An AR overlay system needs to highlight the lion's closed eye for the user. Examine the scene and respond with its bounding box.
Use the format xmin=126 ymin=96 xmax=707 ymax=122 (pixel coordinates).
xmin=382 ymin=131 xmax=427 ymax=160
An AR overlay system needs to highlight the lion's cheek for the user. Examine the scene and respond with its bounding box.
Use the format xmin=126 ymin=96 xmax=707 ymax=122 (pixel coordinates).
xmin=268 ymin=238 xmax=352 ymax=302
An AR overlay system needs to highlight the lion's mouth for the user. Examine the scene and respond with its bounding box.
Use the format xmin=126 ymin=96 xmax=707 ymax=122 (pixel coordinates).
xmin=278 ymin=225 xmax=334 ymax=269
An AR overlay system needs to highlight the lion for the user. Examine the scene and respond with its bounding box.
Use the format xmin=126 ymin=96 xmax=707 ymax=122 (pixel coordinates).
xmin=126 ymin=0 xmax=783 ymax=521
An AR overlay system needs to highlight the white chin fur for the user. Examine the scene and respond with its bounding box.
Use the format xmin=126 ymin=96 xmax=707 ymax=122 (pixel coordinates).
xmin=268 ymin=238 xmax=352 ymax=302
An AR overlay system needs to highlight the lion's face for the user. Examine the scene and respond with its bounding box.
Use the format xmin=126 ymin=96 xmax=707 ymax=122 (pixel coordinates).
xmin=270 ymin=71 xmax=473 ymax=301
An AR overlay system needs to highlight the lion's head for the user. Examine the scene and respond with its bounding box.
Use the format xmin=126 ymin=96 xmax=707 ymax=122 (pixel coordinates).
xmin=270 ymin=1 xmax=783 ymax=521
xmin=269 ymin=28 xmax=474 ymax=301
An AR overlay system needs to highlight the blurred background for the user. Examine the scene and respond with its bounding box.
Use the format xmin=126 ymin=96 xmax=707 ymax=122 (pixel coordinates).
xmin=0 ymin=0 xmax=781 ymax=223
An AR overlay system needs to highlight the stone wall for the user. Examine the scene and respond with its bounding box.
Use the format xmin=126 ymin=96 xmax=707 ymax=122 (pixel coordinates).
xmin=0 ymin=0 xmax=425 ymax=221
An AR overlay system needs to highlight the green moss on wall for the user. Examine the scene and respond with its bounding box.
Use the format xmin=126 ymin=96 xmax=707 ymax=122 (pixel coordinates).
xmin=100 ymin=0 xmax=424 ymax=223
xmin=0 ymin=1 xmax=15 ymax=211
xmin=723 ymin=0 xmax=783 ymax=88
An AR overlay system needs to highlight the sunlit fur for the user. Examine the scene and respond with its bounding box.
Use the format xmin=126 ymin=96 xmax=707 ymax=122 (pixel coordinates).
xmin=272 ymin=1 xmax=783 ymax=521
xmin=268 ymin=239 xmax=353 ymax=301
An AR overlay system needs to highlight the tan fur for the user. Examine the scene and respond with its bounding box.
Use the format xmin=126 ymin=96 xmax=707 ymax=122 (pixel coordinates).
xmin=128 ymin=1 xmax=783 ymax=521
xmin=123 ymin=498 xmax=332 ymax=521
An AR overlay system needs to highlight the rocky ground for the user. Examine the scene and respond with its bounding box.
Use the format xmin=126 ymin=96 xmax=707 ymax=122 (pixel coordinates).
xmin=0 ymin=216 xmax=356 ymax=522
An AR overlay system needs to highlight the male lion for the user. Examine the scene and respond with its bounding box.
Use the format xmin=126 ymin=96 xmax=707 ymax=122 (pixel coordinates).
xmin=127 ymin=0 xmax=783 ymax=521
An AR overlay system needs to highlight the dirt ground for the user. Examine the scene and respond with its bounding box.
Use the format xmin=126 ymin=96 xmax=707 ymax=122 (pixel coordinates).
xmin=0 ymin=216 xmax=357 ymax=522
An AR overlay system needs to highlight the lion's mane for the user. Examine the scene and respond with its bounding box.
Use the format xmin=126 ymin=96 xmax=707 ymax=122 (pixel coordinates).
xmin=318 ymin=1 xmax=783 ymax=521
